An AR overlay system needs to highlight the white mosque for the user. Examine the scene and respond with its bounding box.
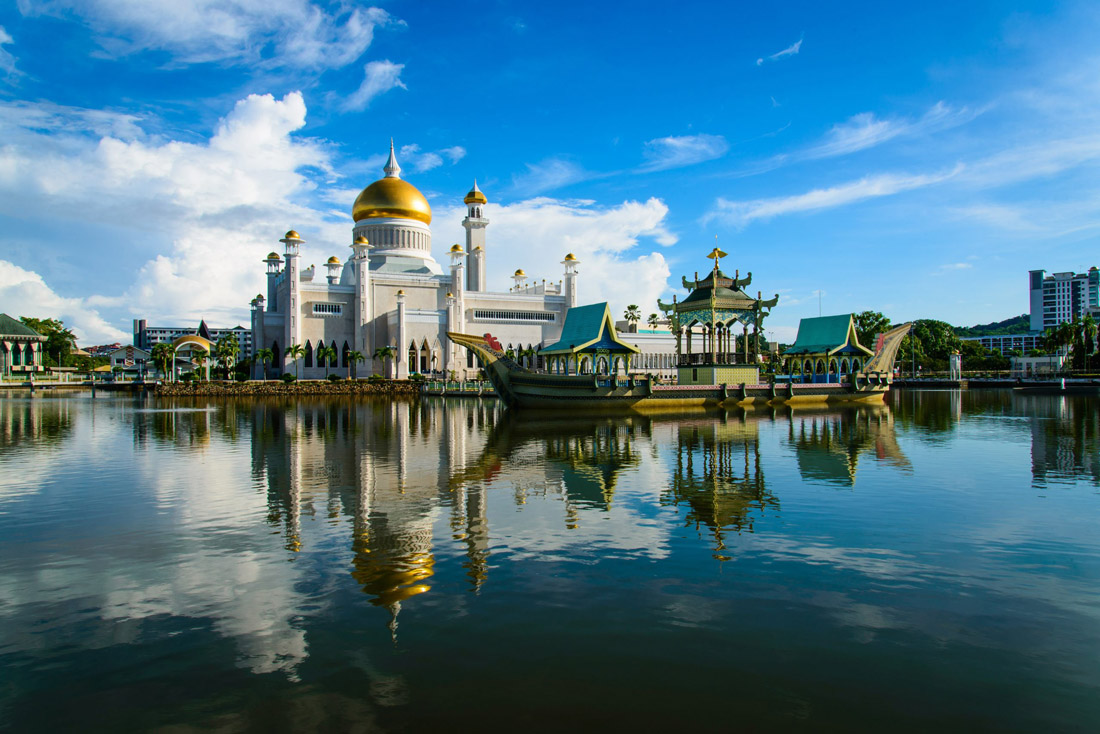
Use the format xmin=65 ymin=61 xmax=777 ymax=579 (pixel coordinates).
xmin=250 ymin=143 xmax=580 ymax=380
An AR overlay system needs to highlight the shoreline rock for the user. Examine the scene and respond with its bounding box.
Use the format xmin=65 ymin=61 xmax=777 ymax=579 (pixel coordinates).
xmin=156 ymin=379 xmax=423 ymax=397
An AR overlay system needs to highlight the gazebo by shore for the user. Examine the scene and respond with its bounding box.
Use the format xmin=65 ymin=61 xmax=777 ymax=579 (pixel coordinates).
xmin=658 ymin=248 xmax=779 ymax=385
xmin=782 ymin=314 xmax=874 ymax=383
xmin=0 ymin=314 xmax=46 ymax=378
xmin=538 ymin=302 xmax=640 ymax=375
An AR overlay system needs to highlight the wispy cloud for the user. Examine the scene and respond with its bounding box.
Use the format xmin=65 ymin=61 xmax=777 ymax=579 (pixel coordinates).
xmin=706 ymin=166 xmax=963 ymax=227
xmin=18 ymin=1 xmax=397 ymax=71
xmin=757 ymin=36 xmax=802 ymax=66
xmin=0 ymin=26 xmax=20 ymax=81
xmin=342 ymin=60 xmax=406 ymax=111
xmin=936 ymin=262 xmax=973 ymax=273
xmin=805 ymin=102 xmax=981 ymax=159
xmin=398 ymin=143 xmax=465 ymax=173
xmin=638 ymin=133 xmax=729 ymax=172
xmin=511 ymin=158 xmax=597 ymax=195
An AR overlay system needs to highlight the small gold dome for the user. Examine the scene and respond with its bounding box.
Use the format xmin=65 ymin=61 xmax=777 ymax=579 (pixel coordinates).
xmin=266 ymin=251 xmax=281 ymax=260
xmin=473 ymin=245 xmax=483 ymax=252
xmin=285 ymin=230 xmax=301 ymax=240
xmin=353 ymin=235 xmax=369 ymax=245
xmin=514 ymin=269 xmax=526 ymax=277
xmin=327 ymin=256 xmax=341 ymax=264
xmin=446 ymin=292 xmax=454 ymax=298
xmin=256 ymin=293 xmax=264 ymax=299
xmin=396 ymin=289 xmax=405 ymax=296
xmin=353 ymin=178 xmax=432 ymax=224
xmin=464 ymin=180 xmax=487 ymax=205
xmin=449 ymin=244 xmax=463 ymax=253
xmin=563 ymin=253 xmax=577 ymax=261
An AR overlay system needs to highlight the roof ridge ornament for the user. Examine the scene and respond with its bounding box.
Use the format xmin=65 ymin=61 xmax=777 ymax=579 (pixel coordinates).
xmin=384 ymin=139 xmax=401 ymax=179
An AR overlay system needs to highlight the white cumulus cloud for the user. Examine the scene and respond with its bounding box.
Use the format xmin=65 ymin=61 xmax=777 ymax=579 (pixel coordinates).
xmin=0 ymin=260 xmax=127 ymax=343
xmin=432 ymin=197 xmax=677 ymax=318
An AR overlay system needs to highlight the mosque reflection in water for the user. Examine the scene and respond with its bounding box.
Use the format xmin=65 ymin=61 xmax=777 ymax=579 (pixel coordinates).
xmin=85 ymin=387 xmax=1097 ymax=639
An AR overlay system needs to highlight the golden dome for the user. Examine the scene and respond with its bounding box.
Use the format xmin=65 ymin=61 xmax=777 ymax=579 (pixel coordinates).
xmin=353 ymin=178 xmax=432 ymax=224
xmin=464 ymin=180 xmax=487 ymax=205
xmin=449 ymin=244 xmax=463 ymax=253
xmin=284 ymin=230 xmax=301 ymax=240
xmin=514 ymin=269 xmax=526 ymax=277
xmin=563 ymin=253 xmax=578 ymax=261
xmin=446 ymin=291 xmax=454 ymax=298
xmin=327 ymin=256 xmax=340 ymax=264
xmin=256 ymin=293 xmax=264 ymax=300
xmin=352 ymin=144 xmax=431 ymax=224
xmin=266 ymin=251 xmax=281 ymax=260
xmin=396 ymin=289 xmax=405 ymax=296
xmin=353 ymin=235 xmax=369 ymax=245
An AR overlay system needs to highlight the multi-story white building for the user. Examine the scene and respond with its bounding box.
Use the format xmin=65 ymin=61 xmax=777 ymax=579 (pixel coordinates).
xmin=959 ymin=333 xmax=1043 ymax=355
xmin=1029 ymin=268 xmax=1100 ymax=332
xmin=250 ymin=144 xmax=580 ymax=380
xmin=134 ymin=320 xmax=252 ymax=357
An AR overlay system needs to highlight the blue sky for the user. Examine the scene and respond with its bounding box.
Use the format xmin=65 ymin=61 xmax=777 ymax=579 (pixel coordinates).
xmin=0 ymin=0 xmax=1098 ymax=344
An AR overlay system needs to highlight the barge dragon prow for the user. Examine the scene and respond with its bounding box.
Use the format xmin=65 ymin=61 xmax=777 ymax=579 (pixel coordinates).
xmin=446 ymin=320 xmax=911 ymax=410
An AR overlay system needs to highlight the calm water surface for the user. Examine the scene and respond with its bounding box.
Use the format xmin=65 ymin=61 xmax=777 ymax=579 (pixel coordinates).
xmin=1 ymin=390 xmax=1098 ymax=731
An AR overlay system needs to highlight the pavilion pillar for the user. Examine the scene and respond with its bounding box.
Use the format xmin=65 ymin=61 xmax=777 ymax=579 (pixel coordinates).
xmin=743 ymin=325 xmax=749 ymax=363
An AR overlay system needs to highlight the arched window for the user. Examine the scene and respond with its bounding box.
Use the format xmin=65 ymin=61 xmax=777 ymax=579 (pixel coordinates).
xmin=342 ymin=341 xmax=351 ymax=369
xmin=304 ymin=341 xmax=313 ymax=367
xmin=331 ymin=341 xmax=339 ymax=367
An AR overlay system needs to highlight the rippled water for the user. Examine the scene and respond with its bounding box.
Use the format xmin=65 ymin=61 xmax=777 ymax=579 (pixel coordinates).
xmin=1 ymin=390 xmax=1098 ymax=732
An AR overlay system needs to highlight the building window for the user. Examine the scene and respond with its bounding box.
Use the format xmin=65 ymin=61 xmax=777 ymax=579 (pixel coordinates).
xmin=472 ymin=309 xmax=556 ymax=323
xmin=312 ymin=303 xmax=343 ymax=316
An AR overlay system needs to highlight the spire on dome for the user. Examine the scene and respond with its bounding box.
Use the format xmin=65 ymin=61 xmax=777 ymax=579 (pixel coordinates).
xmin=384 ymin=139 xmax=401 ymax=179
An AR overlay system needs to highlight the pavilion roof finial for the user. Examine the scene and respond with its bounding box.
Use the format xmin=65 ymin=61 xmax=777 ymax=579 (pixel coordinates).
xmin=384 ymin=139 xmax=401 ymax=179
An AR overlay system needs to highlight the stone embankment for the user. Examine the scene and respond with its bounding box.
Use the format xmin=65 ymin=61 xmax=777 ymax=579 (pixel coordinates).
xmin=156 ymin=379 xmax=422 ymax=397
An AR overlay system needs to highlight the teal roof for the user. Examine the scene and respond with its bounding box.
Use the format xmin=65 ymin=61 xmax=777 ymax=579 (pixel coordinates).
xmin=539 ymin=302 xmax=640 ymax=355
xmin=784 ymin=314 xmax=873 ymax=357
xmin=0 ymin=314 xmax=44 ymax=338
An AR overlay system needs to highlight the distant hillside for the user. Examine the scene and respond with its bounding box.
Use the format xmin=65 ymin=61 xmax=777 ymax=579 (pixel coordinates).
xmin=954 ymin=314 xmax=1030 ymax=337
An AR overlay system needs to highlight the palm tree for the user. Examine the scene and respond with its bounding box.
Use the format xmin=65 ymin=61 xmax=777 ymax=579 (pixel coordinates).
xmin=373 ymin=345 xmax=395 ymax=378
xmin=255 ymin=348 xmax=273 ymax=380
xmin=215 ymin=335 xmax=240 ymax=378
xmin=150 ymin=343 xmax=175 ymax=381
xmin=190 ymin=348 xmax=208 ymax=381
xmin=647 ymin=313 xmax=659 ymax=331
xmin=317 ymin=344 xmax=338 ymax=378
xmin=346 ymin=350 xmax=365 ymax=379
xmin=624 ymin=304 xmax=641 ymax=331
xmin=287 ymin=343 xmax=305 ymax=379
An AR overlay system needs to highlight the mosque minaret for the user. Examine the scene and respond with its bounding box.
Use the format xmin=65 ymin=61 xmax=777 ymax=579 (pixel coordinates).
xmin=251 ymin=142 xmax=578 ymax=380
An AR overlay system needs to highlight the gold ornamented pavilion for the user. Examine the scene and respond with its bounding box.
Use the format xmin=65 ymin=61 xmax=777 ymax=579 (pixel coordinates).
xmin=658 ymin=248 xmax=779 ymax=385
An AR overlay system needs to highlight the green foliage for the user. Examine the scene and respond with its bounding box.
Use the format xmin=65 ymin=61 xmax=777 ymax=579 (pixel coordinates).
xmin=899 ymin=319 xmax=963 ymax=372
xmin=215 ymin=335 xmax=240 ymax=370
xmin=647 ymin=313 xmax=659 ymax=331
xmin=853 ymin=311 xmax=891 ymax=348
xmin=954 ymin=314 xmax=1029 ymax=338
xmin=180 ymin=371 xmax=197 ymax=383
xmin=281 ymin=372 xmax=297 ymax=383
xmin=20 ymin=316 xmax=74 ymax=365
xmin=408 ymin=372 xmax=426 ymax=382
xmin=368 ymin=373 xmax=384 ymax=382
xmin=234 ymin=372 xmax=248 ymax=383
xmin=150 ymin=342 xmax=176 ymax=378
xmin=327 ymin=373 xmax=342 ymax=382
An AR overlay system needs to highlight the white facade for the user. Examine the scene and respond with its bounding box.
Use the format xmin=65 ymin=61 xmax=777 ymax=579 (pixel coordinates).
xmin=1029 ymin=268 xmax=1100 ymax=332
xmin=251 ymin=147 xmax=578 ymax=380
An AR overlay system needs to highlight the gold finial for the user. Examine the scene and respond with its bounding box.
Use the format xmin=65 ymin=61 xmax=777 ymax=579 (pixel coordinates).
xmin=706 ymin=246 xmax=727 ymax=261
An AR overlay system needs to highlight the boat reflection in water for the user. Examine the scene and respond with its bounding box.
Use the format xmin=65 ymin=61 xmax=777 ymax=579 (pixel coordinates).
xmin=788 ymin=404 xmax=911 ymax=487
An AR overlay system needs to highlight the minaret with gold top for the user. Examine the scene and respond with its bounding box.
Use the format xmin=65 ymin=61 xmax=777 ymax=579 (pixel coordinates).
xmin=462 ymin=180 xmax=488 ymax=291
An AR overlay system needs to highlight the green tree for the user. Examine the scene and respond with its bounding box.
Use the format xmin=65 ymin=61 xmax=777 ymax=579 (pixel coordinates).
xmin=899 ymin=319 xmax=962 ymax=374
xmin=20 ymin=317 xmax=75 ymax=367
xmin=255 ymin=348 xmax=273 ymax=380
xmin=346 ymin=350 xmax=365 ymax=379
xmin=647 ymin=313 xmax=659 ymax=331
xmin=191 ymin=348 xmax=208 ymax=380
xmin=286 ymin=343 xmax=305 ymax=379
xmin=150 ymin=343 xmax=175 ymax=380
xmin=215 ymin=335 xmax=240 ymax=376
xmin=317 ymin=344 xmax=338 ymax=378
xmin=624 ymin=304 xmax=641 ymax=331
xmin=373 ymin=345 xmax=395 ymax=378
xmin=853 ymin=311 xmax=891 ymax=350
